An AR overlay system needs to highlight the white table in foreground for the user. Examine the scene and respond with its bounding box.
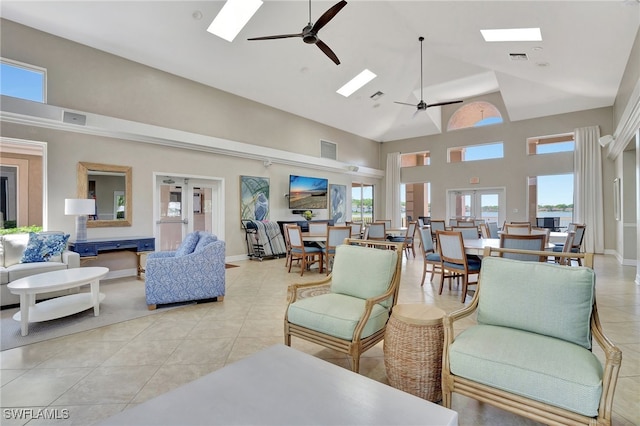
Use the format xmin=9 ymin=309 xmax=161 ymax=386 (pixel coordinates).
xmin=464 ymin=238 xmax=554 ymax=256
xmin=98 ymin=344 xmax=458 ymax=426
xmin=7 ymin=267 xmax=108 ymax=336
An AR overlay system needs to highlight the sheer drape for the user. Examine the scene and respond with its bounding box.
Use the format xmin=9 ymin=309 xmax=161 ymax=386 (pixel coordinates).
xmin=573 ymin=126 xmax=604 ymax=253
xmin=385 ymin=152 xmax=402 ymax=228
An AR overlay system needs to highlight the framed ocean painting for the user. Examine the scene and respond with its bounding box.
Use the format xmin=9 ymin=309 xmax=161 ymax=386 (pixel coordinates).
xmin=240 ymin=176 xmax=270 ymax=222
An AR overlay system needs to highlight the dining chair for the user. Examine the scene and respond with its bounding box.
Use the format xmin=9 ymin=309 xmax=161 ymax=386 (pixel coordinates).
xmin=531 ymin=227 xmax=551 ymax=245
xmin=451 ymin=226 xmax=480 ymax=240
xmin=436 ymin=230 xmax=481 ymax=303
xmin=366 ymin=222 xmax=387 ymax=241
xmin=429 ymin=220 xmax=446 ymax=245
xmin=323 ymin=226 xmax=352 ymax=274
xmin=456 ymin=221 xmax=475 ymax=228
xmin=419 ymin=226 xmax=441 ymax=286
xmin=552 ymin=223 xmax=586 ymax=265
xmin=286 ymin=225 xmax=323 ymax=276
xmin=499 ymin=233 xmax=547 ymax=262
xmin=308 ymin=222 xmax=329 ymax=235
xmin=377 ymin=219 xmax=392 ymax=229
xmin=552 ymin=230 xmax=576 ymax=265
xmin=487 ymin=222 xmax=500 ymax=238
xmin=282 ymin=224 xmax=294 ymax=268
xmin=479 ymin=223 xmax=491 ymax=239
xmin=448 ymin=218 xmax=458 ymax=227
xmin=388 ymin=221 xmax=417 ymax=257
xmin=348 ymin=222 xmax=362 ymax=239
xmin=503 ymin=223 xmax=532 ymax=234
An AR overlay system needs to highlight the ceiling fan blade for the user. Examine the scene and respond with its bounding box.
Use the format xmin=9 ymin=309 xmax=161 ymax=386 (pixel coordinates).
xmin=394 ymin=101 xmax=416 ymax=107
xmin=316 ymin=40 xmax=340 ymax=65
xmin=426 ymin=100 xmax=463 ymax=108
xmin=247 ymin=33 xmax=303 ymax=41
xmin=312 ymin=0 xmax=347 ymax=33
xmin=412 ymin=109 xmax=422 ymax=119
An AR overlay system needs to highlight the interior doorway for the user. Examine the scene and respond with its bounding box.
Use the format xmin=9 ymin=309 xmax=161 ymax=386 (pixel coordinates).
xmin=154 ymin=174 xmax=224 ymax=251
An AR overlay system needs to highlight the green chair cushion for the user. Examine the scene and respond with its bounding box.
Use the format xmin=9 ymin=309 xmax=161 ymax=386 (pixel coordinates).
xmin=449 ymin=325 xmax=603 ymax=417
xmin=287 ymin=293 xmax=390 ymax=340
xmin=477 ymin=257 xmax=595 ymax=349
xmin=330 ymin=244 xmax=397 ymax=308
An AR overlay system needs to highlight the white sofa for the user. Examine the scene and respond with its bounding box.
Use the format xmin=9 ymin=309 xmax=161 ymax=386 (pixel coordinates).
xmin=0 ymin=233 xmax=80 ymax=307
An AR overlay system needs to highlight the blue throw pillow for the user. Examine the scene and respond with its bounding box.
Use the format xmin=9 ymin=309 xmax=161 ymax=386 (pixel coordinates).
xmin=175 ymin=232 xmax=200 ymax=257
xmin=21 ymin=232 xmax=71 ymax=263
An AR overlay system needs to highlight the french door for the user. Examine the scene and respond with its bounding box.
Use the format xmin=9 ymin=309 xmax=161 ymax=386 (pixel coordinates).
xmin=154 ymin=175 xmax=224 ymax=251
xmin=446 ymin=188 xmax=505 ymax=225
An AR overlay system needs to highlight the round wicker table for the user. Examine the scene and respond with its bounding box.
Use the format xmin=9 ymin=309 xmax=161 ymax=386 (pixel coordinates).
xmin=383 ymin=304 xmax=446 ymax=402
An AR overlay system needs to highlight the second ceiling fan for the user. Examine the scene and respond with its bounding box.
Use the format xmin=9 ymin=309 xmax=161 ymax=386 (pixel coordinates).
xmin=247 ymin=0 xmax=347 ymax=65
xmin=395 ymin=36 xmax=463 ymax=115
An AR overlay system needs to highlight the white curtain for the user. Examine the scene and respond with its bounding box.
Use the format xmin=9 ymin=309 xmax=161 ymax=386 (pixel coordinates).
xmin=385 ymin=152 xmax=402 ymax=227
xmin=573 ymin=126 xmax=604 ymax=253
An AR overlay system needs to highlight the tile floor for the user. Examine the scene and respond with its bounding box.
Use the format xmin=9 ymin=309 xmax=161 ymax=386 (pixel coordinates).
xmin=0 ymin=253 xmax=638 ymax=425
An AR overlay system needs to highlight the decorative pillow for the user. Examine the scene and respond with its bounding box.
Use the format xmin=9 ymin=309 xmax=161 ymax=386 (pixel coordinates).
xmin=175 ymin=232 xmax=200 ymax=257
xmin=20 ymin=232 xmax=71 ymax=263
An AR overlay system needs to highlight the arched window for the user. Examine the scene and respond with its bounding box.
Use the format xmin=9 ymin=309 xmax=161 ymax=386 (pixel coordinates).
xmin=447 ymin=101 xmax=503 ymax=131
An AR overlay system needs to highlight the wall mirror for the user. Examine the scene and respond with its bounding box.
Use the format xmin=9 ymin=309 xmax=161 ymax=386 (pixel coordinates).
xmin=77 ymin=162 xmax=132 ymax=227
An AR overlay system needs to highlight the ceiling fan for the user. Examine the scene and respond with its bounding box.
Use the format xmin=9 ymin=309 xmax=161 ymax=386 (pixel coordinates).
xmin=247 ymin=0 xmax=347 ymax=65
xmin=395 ymin=36 xmax=463 ymax=115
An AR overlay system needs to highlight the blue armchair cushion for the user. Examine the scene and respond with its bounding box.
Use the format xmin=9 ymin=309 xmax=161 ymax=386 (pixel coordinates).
xmin=174 ymin=232 xmax=200 ymax=257
xmin=425 ymin=252 xmax=441 ymax=261
xmin=330 ymin=244 xmax=397 ymax=308
xmin=287 ymin=293 xmax=390 ymax=340
xmin=477 ymin=257 xmax=595 ymax=349
xmin=21 ymin=232 xmax=70 ymax=263
xmin=449 ymin=324 xmax=603 ymax=417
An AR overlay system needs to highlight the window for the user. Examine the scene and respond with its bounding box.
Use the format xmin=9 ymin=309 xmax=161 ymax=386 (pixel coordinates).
xmin=528 ymin=174 xmax=573 ymax=229
xmin=401 ymin=151 xmax=430 ymax=167
xmin=527 ymin=133 xmax=574 ymax=155
xmin=351 ymin=183 xmax=374 ymax=224
xmin=0 ymin=59 xmax=46 ymax=103
xmin=448 ymin=142 xmax=504 ymax=163
xmin=447 ymin=101 xmax=503 ymax=131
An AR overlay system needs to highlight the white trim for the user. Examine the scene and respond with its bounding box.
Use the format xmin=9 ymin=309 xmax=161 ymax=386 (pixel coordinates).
xmin=0 ymin=96 xmax=384 ymax=179
xmin=607 ymin=76 xmax=640 ymax=159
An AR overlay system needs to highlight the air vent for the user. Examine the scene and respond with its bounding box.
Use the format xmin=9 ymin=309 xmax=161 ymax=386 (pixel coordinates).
xmin=320 ymin=140 xmax=337 ymax=160
xmin=509 ymin=53 xmax=528 ymax=60
xmin=62 ymin=111 xmax=86 ymax=125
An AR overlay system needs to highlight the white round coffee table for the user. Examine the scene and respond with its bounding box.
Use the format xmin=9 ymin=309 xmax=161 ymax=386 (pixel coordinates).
xmin=7 ymin=267 xmax=109 ymax=336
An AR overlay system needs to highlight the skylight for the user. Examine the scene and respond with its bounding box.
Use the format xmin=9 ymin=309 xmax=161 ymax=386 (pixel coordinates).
xmin=207 ymin=0 xmax=263 ymax=42
xmin=337 ymin=69 xmax=377 ymax=97
xmin=480 ymin=28 xmax=542 ymax=42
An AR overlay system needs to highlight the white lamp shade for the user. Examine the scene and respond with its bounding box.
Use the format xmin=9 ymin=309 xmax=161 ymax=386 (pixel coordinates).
xmin=65 ymin=198 xmax=95 ymax=215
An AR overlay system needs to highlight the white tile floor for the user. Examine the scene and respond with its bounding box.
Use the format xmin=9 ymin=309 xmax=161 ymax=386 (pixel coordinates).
xmin=1 ymin=253 xmax=638 ymax=425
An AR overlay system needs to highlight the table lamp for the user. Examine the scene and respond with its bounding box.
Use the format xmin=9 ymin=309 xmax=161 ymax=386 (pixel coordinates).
xmin=65 ymin=198 xmax=95 ymax=241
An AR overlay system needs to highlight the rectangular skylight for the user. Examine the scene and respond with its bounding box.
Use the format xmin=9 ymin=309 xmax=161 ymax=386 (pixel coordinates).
xmin=480 ymin=28 xmax=542 ymax=42
xmin=337 ymin=69 xmax=377 ymax=97
xmin=207 ymin=0 xmax=263 ymax=42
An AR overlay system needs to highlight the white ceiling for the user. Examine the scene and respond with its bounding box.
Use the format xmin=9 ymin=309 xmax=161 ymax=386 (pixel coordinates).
xmin=2 ymin=1 xmax=639 ymax=142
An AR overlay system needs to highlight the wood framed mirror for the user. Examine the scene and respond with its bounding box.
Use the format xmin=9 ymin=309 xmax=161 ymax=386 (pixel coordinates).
xmin=77 ymin=162 xmax=132 ymax=227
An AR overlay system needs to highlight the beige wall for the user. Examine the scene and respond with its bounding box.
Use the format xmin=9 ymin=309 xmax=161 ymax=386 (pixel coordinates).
xmin=379 ymin=91 xmax=616 ymax=249
xmin=614 ymin=26 xmax=640 ymax=129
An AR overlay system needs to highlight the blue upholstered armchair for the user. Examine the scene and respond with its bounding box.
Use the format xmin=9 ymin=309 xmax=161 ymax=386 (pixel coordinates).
xmin=145 ymin=231 xmax=225 ymax=309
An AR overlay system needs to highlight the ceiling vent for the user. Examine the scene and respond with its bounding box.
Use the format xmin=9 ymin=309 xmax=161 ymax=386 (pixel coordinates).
xmin=320 ymin=140 xmax=337 ymax=160
xmin=509 ymin=53 xmax=528 ymax=61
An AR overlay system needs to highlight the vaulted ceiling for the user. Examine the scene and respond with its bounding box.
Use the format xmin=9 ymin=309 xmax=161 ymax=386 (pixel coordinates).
xmin=2 ymin=1 xmax=639 ymax=142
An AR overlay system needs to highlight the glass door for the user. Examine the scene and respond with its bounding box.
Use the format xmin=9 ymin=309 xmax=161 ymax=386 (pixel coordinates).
xmin=447 ymin=188 xmax=505 ymax=225
xmin=155 ymin=175 xmax=224 ymax=251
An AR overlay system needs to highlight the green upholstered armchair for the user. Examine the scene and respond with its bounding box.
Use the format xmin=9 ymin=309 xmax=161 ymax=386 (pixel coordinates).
xmin=285 ymin=239 xmax=403 ymax=373
xmin=442 ymin=248 xmax=622 ymax=426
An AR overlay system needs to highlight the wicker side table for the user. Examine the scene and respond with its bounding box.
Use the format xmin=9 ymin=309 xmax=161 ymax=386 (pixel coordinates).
xmin=383 ymin=304 xmax=446 ymax=402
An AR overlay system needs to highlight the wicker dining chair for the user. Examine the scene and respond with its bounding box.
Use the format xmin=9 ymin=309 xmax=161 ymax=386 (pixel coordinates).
xmin=285 ymin=239 xmax=403 ymax=373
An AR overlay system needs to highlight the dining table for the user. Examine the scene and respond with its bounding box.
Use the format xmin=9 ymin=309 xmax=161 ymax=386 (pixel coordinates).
xmin=464 ymin=238 xmax=555 ymax=256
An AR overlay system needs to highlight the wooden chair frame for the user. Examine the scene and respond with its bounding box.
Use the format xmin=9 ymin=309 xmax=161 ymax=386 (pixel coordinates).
xmin=436 ymin=230 xmax=480 ymax=303
xmin=323 ymin=226 xmax=352 ymax=275
xmin=498 ymin=233 xmax=547 ymax=262
xmin=418 ymin=227 xmax=441 ymax=286
xmin=286 ymin=225 xmax=323 ymax=276
xmin=442 ymin=247 xmax=622 ymax=426
xmin=284 ymin=239 xmax=404 ymax=373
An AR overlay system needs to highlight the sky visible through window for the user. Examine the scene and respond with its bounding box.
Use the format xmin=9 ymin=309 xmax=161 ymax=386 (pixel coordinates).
xmin=0 ymin=62 xmax=45 ymax=102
